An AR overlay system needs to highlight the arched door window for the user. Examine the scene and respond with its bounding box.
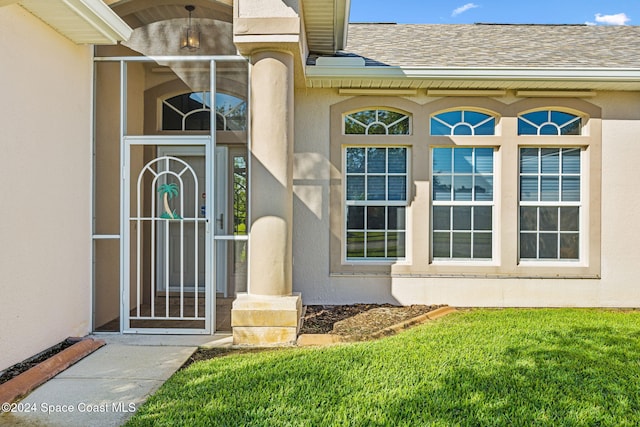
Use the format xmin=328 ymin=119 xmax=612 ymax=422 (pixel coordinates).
xmin=162 ymin=91 xmax=247 ymax=131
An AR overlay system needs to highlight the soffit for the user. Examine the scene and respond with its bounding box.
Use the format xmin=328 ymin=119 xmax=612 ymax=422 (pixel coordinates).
xmin=16 ymin=0 xmax=131 ymax=44
xmin=304 ymin=70 xmax=640 ymax=91
xmin=301 ymin=0 xmax=349 ymax=54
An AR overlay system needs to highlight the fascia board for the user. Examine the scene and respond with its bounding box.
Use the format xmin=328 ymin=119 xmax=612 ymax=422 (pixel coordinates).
xmin=305 ymin=65 xmax=640 ymax=83
xmin=335 ymin=0 xmax=350 ymax=50
xmin=61 ymin=0 xmax=132 ymax=43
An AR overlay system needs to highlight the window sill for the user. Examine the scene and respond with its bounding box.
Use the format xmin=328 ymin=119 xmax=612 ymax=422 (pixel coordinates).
xmin=517 ymin=260 xmax=587 ymax=268
xmin=430 ymin=260 xmax=500 ymax=268
xmin=389 ymin=272 xmax=601 ymax=279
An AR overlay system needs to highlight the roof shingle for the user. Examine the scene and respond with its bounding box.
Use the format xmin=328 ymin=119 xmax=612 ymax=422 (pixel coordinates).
xmin=311 ymin=23 xmax=640 ymax=68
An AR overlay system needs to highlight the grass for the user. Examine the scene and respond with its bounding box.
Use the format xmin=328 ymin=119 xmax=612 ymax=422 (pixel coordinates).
xmin=126 ymin=309 xmax=640 ymax=426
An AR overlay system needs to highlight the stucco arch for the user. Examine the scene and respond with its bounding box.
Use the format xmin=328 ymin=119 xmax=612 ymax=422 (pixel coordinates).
xmin=109 ymin=0 xmax=233 ymax=28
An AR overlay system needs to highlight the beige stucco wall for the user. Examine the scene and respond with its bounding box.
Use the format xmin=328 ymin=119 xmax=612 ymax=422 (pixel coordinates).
xmin=237 ymin=0 xmax=299 ymax=17
xmin=293 ymin=88 xmax=394 ymax=303
xmin=292 ymin=87 xmax=640 ymax=307
xmin=0 ymin=5 xmax=93 ymax=370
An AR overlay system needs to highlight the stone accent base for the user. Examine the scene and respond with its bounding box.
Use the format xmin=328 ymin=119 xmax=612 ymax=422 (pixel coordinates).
xmin=231 ymin=293 xmax=302 ymax=345
xmin=297 ymin=334 xmax=344 ymax=346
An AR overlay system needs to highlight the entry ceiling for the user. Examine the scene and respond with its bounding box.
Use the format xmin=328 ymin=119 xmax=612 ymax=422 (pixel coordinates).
xmin=107 ymin=0 xmax=349 ymax=54
xmin=107 ymin=0 xmax=233 ymax=28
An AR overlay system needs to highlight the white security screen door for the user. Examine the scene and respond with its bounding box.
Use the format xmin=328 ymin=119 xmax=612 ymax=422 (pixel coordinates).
xmin=155 ymin=146 xmax=229 ymax=296
xmin=122 ymin=137 xmax=213 ymax=334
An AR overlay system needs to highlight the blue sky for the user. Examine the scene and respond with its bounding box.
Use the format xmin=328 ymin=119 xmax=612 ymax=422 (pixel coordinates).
xmin=349 ymin=1 xmax=640 ymax=25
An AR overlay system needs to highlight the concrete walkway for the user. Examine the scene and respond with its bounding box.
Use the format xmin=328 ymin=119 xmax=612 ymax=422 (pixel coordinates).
xmin=1 ymin=334 xmax=232 ymax=427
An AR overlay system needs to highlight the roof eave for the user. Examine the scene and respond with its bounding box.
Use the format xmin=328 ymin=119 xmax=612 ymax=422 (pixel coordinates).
xmin=302 ymin=0 xmax=351 ymax=54
xmin=17 ymin=0 xmax=132 ymax=45
xmin=305 ymin=65 xmax=640 ymax=90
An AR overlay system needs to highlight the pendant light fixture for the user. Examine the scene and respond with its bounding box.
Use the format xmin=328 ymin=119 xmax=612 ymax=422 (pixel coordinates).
xmin=181 ymin=5 xmax=200 ymax=51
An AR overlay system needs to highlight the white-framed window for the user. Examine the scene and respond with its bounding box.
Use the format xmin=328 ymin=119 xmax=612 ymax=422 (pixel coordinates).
xmin=432 ymin=147 xmax=494 ymax=260
xmin=162 ymin=91 xmax=247 ymax=131
xmin=344 ymin=109 xmax=410 ymax=135
xmin=519 ymin=147 xmax=581 ymax=260
xmin=345 ymin=146 xmax=408 ymax=260
xmin=518 ymin=110 xmax=581 ymax=136
xmin=431 ymin=110 xmax=496 ymax=136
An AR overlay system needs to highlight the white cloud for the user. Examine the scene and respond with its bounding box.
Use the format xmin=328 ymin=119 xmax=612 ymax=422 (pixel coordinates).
xmin=452 ymin=3 xmax=479 ymax=17
xmin=593 ymin=13 xmax=630 ymax=25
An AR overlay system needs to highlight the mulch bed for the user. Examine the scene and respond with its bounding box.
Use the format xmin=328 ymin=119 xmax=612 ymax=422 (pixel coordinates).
xmin=300 ymin=304 xmax=442 ymax=337
xmin=0 ymin=339 xmax=76 ymax=385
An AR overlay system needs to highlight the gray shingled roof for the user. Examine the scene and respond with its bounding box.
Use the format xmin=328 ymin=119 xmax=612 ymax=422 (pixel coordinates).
xmin=309 ymin=23 xmax=640 ymax=68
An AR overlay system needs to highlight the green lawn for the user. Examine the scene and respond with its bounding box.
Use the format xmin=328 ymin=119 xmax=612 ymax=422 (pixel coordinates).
xmin=126 ymin=309 xmax=640 ymax=426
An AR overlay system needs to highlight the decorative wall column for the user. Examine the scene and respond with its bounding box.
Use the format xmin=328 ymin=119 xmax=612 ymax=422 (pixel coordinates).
xmin=231 ymin=50 xmax=302 ymax=345
xmin=248 ymin=51 xmax=294 ymax=296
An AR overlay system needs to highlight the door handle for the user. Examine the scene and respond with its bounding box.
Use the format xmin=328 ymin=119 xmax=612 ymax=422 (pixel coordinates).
xmin=216 ymin=213 xmax=224 ymax=229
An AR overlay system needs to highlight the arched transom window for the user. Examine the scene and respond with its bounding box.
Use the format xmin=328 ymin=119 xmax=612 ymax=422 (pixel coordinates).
xmin=344 ymin=109 xmax=410 ymax=135
xmin=430 ymin=110 xmax=496 ymax=136
xmin=162 ymin=91 xmax=247 ymax=131
xmin=518 ymin=110 xmax=581 ymax=136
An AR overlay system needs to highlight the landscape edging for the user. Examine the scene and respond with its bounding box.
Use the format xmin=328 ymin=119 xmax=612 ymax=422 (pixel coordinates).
xmin=0 ymin=338 xmax=105 ymax=405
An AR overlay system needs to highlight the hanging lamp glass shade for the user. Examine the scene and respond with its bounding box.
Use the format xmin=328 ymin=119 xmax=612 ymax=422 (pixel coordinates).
xmin=180 ymin=5 xmax=200 ymax=51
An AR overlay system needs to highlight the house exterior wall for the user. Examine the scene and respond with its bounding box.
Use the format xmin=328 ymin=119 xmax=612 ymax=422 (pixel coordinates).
xmin=292 ymin=88 xmax=640 ymax=307
xmin=0 ymin=5 xmax=93 ymax=370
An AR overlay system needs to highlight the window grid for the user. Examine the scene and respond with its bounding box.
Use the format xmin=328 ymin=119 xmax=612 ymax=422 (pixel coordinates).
xmin=432 ymin=147 xmax=494 ymax=260
xmin=518 ymin=110 xmax=581 ymax=136
xmin=432 ymin=205 xmax=493 ymax=259
xmin=344 ymin=109 xmax=411 ymax=135
xmin=162 ymin=91 xmax=247 ymax=131
xmin=346 ymin=206 xmax=406 ymax=259
xmin=519 ymin=147 xmax=581 ymax=260
xmin=430 ymin=110 xmax=496 ymax=136
xmin=345 ymin=147 xmax=408 ymax=261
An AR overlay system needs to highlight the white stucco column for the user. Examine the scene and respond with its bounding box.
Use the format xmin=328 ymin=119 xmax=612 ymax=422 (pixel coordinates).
xmin=231 ymin=50 xmax=301 ymax=344
xmin=248 ymin=50 xmax=294 ymax=296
